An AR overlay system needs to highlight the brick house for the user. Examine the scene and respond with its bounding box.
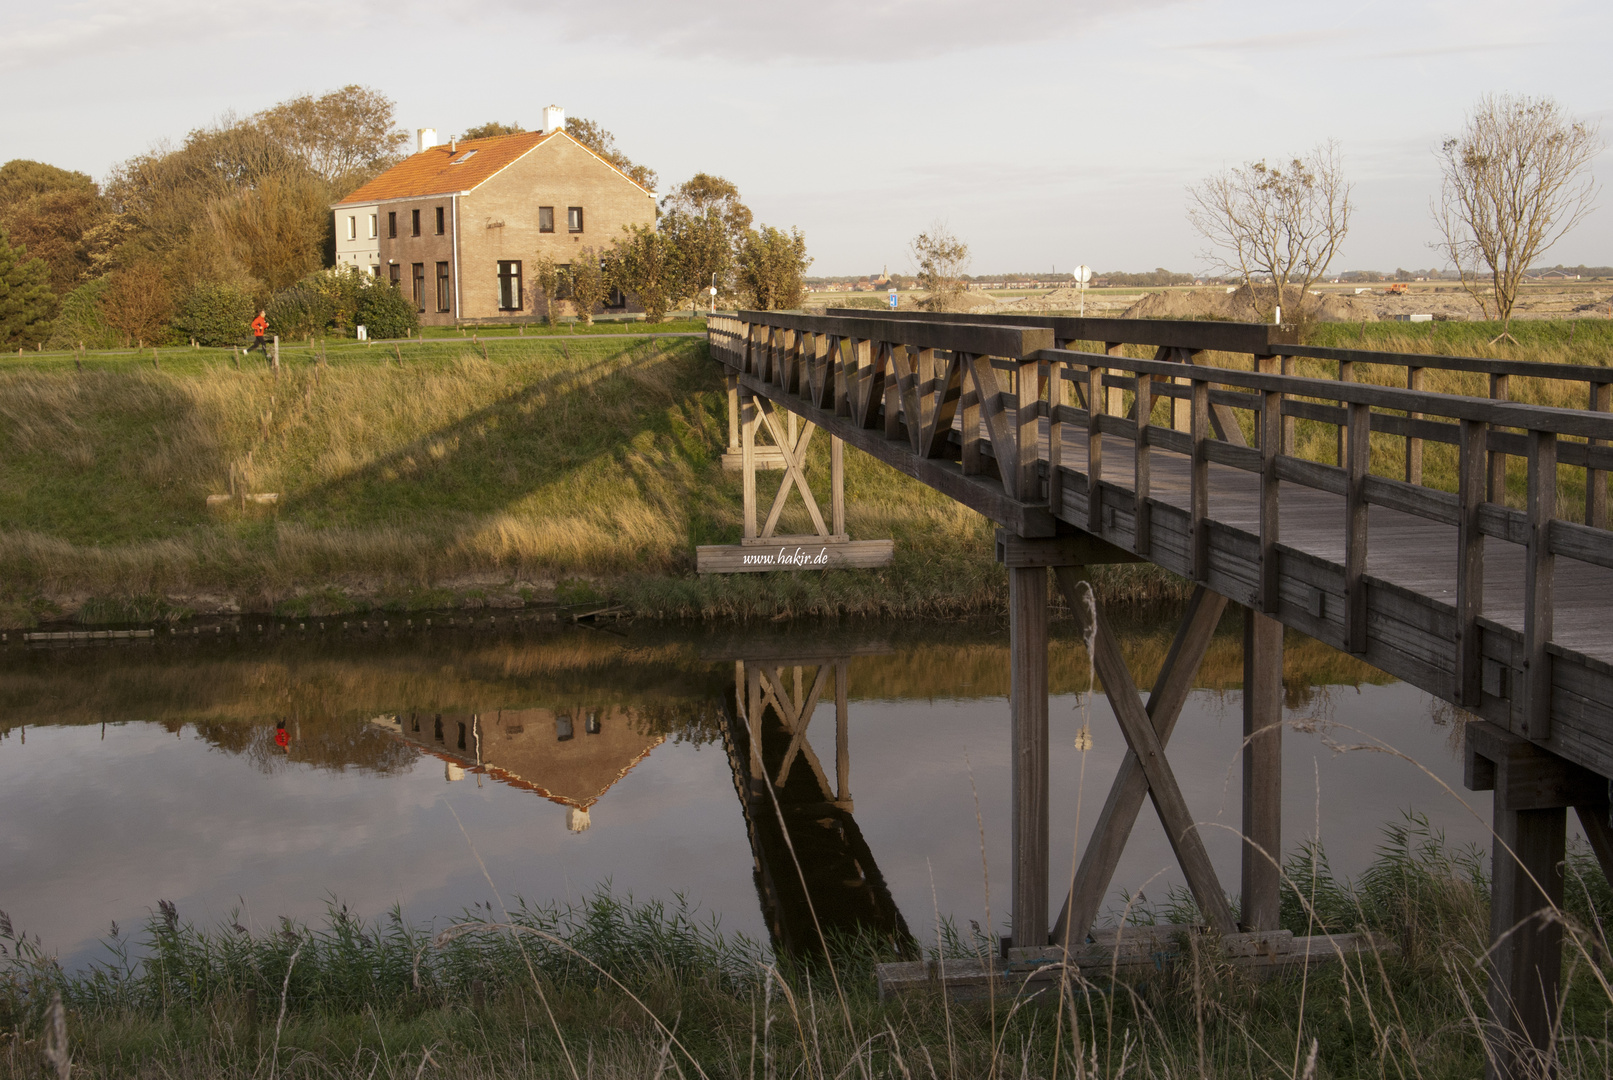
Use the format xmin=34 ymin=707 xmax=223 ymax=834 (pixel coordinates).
xmin=331 ymin=108 xmax=657 ymax=326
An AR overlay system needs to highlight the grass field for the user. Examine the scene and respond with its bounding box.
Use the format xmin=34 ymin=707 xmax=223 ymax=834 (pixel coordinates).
xmin=0 ymin=333 xmax=1179 ymax=628
xmin=3 ymin=318 xmax=1609 ymax=628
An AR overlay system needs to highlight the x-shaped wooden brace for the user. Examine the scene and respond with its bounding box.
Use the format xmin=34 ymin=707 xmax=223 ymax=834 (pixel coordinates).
xmin=1051 ymin=571 xmax=1238 ymax=940
xmin=754 ymin=398 xmax=833 ymax=540
xmin=758 ymin=664 xmax=834 ymax=799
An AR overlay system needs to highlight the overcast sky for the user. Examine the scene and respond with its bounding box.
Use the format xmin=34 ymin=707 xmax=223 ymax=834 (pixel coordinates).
xmin=4 ymin=0 xmax=1610 ymax=276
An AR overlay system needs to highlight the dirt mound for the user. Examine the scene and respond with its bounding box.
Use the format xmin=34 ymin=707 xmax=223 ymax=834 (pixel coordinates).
xmin=1122 ymin=284 xmax=1378 ymax=323
xmin=915 ymin=290 xmax=1001 ymax=313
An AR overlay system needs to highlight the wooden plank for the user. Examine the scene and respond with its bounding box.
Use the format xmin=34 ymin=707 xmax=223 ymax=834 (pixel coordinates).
xmin=830 ymin=310 xmax=1293 ymax=355
xmin=1489 ymin=373 xmax=1510 ymax=503
xmin=1274 ymin=455 xmax=1348 ymax=497
xmin=1087 ymin=364 xmax=1105 ymax=533
xmin=741 ymin=392 xmax=758 ymax=539
xmin=966 ymin=354 xmax=1022 ymax=498
xmin=961 ymin=355 xmax=982 ymax=475
xmin=1050 ymin=578 xmax=1230 ymax=944
xmin=995 ymin=529 xmax=1141 ymax=568
xmin=1522 ymin=430 xmax=1555 ymax=740
xmin=1406 ymin=366 xmax=1425 ymax=486
xmin=1259 ymin=389 xmax=1281 ymax=612
xmin=1589 ymin=381 xmax=1610 ymax=530
xmin=1048 ymin=360 xmax=1065 ymax=515
xmin=1016 ymin=360 xmax=1041 ymax=503
xmin=695 ymin=540 xmax=896 ymax=573
xmin=1190 ymin=378 xmax=1210 ymax=580
xmin=884 ymin=343 xmax=903 ymax=440
xmin=1345 ymin=402 xmax=1371 ymax=654
xmin=831 ymin=436 xmax=845 ymax=538
xmin=1242 ymin=609 xmax=1283 ymax=932
xmin=742 ymin=309 xmax=1054 ymax=358
xmin=756 ymin=400 xmax=829 ymax=540
xmin=1548 ymin=518 xmax=1613 ymax=570
xmin=1009 ymin=565 xmax=1050 ymax=948
xmin=1135 ymin=370 xmax=1154 ymax=555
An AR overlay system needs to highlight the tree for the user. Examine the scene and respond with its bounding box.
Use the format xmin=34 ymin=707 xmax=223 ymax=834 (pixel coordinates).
xmin=461 ymin=122 xmax=525 ymax=140
xmin=660 ymin=173 xmax=751 ymax=309
xmin=253 ymin=85 xmax=409 ymax=187
xmin=1187 ymin=140 xmax=1352 ymax=321
xmin=565 ymin=117 xmax=658 ymax=191
xmin=99 ymin=261 xmax=172 ymax=346
xmin=909 ymin=221 xmax=970 ymax=309
xmin=736 ymin=225 xmax=811 ymax=311
xmin=0 ymin=160 xmax=114 ymax=297
xmin=606 ymin=227 xmax=677 ymax=322
xmin=531 ymin=253 xmax=560 ymax=325
xmin=0 ymin=229 xmax=57 ymax=347
xmin=569 ymin=249 xmax=608 ymax=326
xmin=1432 ymin=94 xmax=1603 ymax=331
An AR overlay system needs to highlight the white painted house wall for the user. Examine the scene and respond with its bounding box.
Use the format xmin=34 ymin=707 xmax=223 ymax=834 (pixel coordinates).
xmin=335 ymin=204 xmax=381 ymax=275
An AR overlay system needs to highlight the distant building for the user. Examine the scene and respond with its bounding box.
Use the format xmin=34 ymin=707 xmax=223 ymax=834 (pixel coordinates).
xmin=331 ymin=107 xmax=657 ymax=326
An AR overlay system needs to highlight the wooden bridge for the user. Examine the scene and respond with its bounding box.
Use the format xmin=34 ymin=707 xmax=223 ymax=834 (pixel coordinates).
xmin=706 ymin=309 xmax=1613 ymax=1080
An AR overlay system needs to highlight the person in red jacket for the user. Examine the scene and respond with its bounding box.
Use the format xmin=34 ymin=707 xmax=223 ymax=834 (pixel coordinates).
xmin=245 ymin=310 xmax=271 ymax=358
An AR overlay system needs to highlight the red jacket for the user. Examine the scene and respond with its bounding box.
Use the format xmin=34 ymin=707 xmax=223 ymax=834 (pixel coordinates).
xmin=252 ymin=315 xmax=268 ymax=336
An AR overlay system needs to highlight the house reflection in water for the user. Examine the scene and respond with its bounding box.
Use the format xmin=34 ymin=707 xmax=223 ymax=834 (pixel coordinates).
xmin=379 ymin=707 xmax=664 ymax=831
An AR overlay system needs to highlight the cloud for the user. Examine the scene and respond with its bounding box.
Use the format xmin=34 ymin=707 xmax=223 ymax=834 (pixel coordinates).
xmin=2 ymin=0 xmax=340 ymax=68
xmin=1171 ymin=27 xmax=1353 ymax=51
xmin=1372 ymin=40 xmax=1547 ymax=58
xmin=505 ymin=0 xmax=1185 ymax=62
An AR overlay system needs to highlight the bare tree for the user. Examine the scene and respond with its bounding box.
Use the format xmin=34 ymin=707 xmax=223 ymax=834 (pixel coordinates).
xmin=1432 ymin=94 xmax=1602 ymax=333
xmin=1187 ymin=140 xmax=1352 ymax=322
xmin=909 ymin=221 xmax=970 ymax=310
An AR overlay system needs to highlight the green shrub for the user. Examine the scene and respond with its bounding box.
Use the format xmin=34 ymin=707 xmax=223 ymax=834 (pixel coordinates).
xmin=265 ymin=267 xmax=418 ymax=340
xmin=355 ymin=275 xmax=419 ymax=339
xmin=171 ymin=281 xmax=256 ymax=347
xmin=44 ymin=277 xmax=120 ymax=350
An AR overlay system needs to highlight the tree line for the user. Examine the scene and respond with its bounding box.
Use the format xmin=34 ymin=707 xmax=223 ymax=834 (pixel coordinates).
xmin=0 ymin=87 xmax=813 ymax=349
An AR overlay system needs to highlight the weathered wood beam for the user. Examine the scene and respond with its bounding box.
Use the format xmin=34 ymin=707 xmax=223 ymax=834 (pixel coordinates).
xmin=1241 ymin=609 xmax=1283 ymax=932
xmin=1009 ymin=565 xmax=1050 ymax=948
xmin=1056 ymin=568 xmax=1239 ymax=936
xmin=1051 ymin=581 xmax=1230 ymax=944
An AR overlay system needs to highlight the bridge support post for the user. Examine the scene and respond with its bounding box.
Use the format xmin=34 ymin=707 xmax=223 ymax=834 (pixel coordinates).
xmin=1241 ymin=608 xmax=1283 ymax=931
xmin=1008 ymin=563 xmax=1050 ymax=949
xmin=1465 ymin=721 xmax=1607 ymax=1080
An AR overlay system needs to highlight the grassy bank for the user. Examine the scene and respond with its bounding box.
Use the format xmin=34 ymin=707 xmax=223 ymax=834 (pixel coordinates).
xmin=3 ymin=820 xmax=1609 ymax=1078
xmin=1 ymin=334 xmax=1183 ymax=628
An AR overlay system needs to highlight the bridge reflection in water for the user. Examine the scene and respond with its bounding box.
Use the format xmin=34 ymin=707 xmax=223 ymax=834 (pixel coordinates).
xmin=378 ymin=640 xmax=913 ymax=960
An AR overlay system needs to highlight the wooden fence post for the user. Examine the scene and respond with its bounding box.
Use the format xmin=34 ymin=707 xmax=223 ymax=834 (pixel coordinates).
xmin=1456 ymin=419 xmax=1488 ymax=707
xmin=1489 ymin=373 xmax=1510 ymax=502
xmin=1522 ymin=429 xmax=1555 ymax=740
xmin=1134 ymin=370 xmax=1153 ymax=556
xmin=1345 ymin=401 xmax=1371 ymax=653
xmin=1190 ymin=377 xmax=1209 ymax=580
xmin=1588 ymin=381 xmax=1609 ymax=529
xmin=1087 ymin=363 xmax=1105 ymax=533
xmin=1406 ymin=366 xmax=1425 ymax=485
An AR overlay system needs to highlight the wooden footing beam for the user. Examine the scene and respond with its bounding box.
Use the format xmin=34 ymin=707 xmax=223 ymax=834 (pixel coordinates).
xmin=876 ymin=925 xmax=1396 ymax=1001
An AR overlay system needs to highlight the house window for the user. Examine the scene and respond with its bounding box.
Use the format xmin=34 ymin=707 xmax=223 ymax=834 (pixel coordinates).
xmin=435 ymin=206 xmax=445 ymax=235
xmin=567 ymin=206 xmax=583 ymax=233
xmin=411 ymin=209 xmax=421 ymax=237
xmin=538 ymin=206 xmax=554 ymax=233
xmin=436 ymin=262 xmax=451 ymax=312
xmin=554 ymin=264 xmax=573 ymax=300
xmin=368 ymin=214 xmax=378 ymax=239
xmin=388 ymin=211 xmax=397 ymax=238
xmin=497 ymin=260 xmax=523 ymax=311
xmin=606 ymin=285 xmax=627 ymax=309
xmin=390 ymin=264 xmax=402 ymax=289
xmin=411 ymin=263 xmax=425 ymax=311
xmin=347 ymin=216 xmax=357 ymax=240
xmin=371 ymin=265 xmax=381 ymax=278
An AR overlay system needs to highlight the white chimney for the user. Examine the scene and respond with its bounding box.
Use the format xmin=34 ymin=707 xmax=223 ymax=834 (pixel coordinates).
xmin=542 ymin=105 xmax=566 ymax=135
xmin=417 ymin=127 xmax=438 ymax=152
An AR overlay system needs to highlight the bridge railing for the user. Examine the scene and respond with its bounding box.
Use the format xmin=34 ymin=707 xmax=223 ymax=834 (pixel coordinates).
xmin=828 ymin=309 xmax=1613 ymax=529
xmin=709 ymin=310 xmax=1613 ymax=746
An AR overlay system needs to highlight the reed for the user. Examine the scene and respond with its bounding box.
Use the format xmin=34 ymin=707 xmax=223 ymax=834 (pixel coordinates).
xmin=2 ymin=819 xmax=1608 ymax=1078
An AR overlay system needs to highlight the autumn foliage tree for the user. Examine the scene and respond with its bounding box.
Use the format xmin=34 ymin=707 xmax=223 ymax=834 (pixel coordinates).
xmin=736 ymin=225 xmax=811 ymax=311
xmin=607 ymin=227 xmax=678 ymax=323
xmin=99 ymin=262 xmax=172 ymax=346
xmin=569 ymin=248 xmax=609 ymax=326
xmin=0 ymin=160 xmax=114 ymax=297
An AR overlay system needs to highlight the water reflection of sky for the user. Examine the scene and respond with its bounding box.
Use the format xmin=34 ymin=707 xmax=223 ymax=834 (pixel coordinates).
xmin=0 ymin=632 xmax=1536 ymax=970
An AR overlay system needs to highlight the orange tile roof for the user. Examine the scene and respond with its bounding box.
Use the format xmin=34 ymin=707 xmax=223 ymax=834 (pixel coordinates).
xmin=334 ymin=130 xmax=557 ymax=205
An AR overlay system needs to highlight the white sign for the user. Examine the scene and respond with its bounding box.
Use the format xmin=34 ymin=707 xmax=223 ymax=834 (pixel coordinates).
xmin=1073 ymin=265 xmax=1092 ymax=284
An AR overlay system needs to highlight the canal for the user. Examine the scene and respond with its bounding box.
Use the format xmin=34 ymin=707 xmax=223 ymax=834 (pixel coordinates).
xmin=0 ymin=611 xmax=1498 ymax=968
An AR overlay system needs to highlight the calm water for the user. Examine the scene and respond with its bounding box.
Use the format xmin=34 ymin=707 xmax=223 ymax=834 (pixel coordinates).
xmin=0 ymin=615 xmax=1502 ymax=967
